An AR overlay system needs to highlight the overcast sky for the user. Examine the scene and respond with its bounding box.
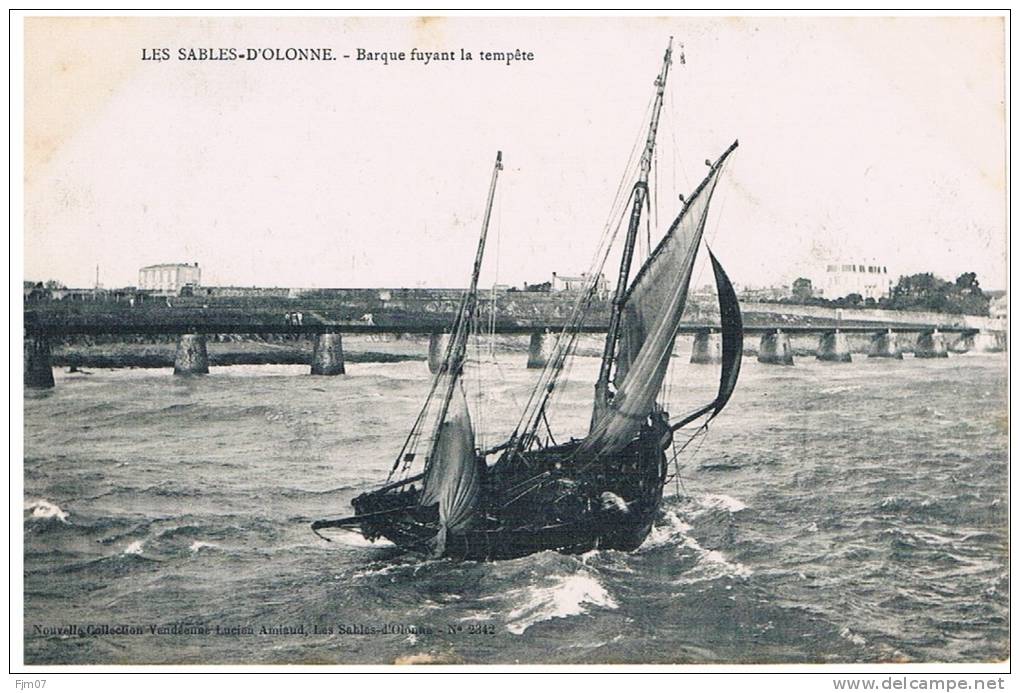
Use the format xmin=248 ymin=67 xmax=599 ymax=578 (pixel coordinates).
xmin=23 ymin=15 xmax=1007 ymax=291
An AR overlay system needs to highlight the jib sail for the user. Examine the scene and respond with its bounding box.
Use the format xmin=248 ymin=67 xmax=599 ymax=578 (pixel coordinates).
xmin=666 ymin=249 xmax=743 ymax=432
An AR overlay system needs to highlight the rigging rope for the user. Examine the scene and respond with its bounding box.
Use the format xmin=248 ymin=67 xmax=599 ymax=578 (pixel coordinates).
xmin=505 ymin=97 xmax=655 ymax=454
xmin=511 ymin=202 xmax=631 ymax=452
xmin=396 ymin=90 xmax=656 ymax=483
xmin=390 ymin=290 xmax=470 ymax=480
xmin=664 ymin=422 xmax=711 ymax=497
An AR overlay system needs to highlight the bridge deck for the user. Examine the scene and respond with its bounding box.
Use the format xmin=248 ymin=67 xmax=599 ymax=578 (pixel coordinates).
xmin=24 ymin=294 xmax=986 ymax=337
xmin=23 ymin=319 xmax=974 ymax=337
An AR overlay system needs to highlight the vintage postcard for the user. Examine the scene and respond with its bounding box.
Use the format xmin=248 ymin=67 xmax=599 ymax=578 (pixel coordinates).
xmin=14 ymin=12 xmax=1009 ymax=676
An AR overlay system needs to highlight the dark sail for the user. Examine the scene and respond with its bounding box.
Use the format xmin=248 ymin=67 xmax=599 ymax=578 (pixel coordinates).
xmin=667 ymin=248 xmax=743 ymax=432
xmin=707 ymin=248 xmax=742 ymax=416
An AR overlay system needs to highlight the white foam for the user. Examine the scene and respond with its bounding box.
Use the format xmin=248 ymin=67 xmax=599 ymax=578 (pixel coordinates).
xmin=668 ymin=525 xmax=753 ymax=585
xmin=702 ymin=550 xmax=753 ymax=577
xmin=350 ymin=562 xmax=409 ymax=580
xmin=25 ymin=499 xmax=70 ymax=523
xmin=839 ymin=626 xmax=868 ymax=647
xmin=505 ymin=571 xmax=618 ymax=635
xmin=642 ymin=503 xmax=752 ymax=583
xmin=674 ymin=546 xmax=753 ymax=585
xmin=189 ymin=541 xmax=218 ymax=553
xmin=820 ymin=385 xmax=862 ymax=395
xmin=640 ymin=510 xmax=693 ymax=551
xmin=329 ymin=531 xmax=395 ymax=548
xmin=459 ymin=611 xmax=500 ymax=623
xmin=698 ymin=493 xmax=748 ymax=513
xmin=124 ymin=540 xmax=145 ymax=555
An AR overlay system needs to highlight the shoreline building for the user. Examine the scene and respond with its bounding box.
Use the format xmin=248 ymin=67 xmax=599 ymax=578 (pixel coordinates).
xmin=817 ymin=261 xmax=893 ymax=301
xmin=138 ymin=262 xmax=201 ymax=294
xmin=550 ymin=271 xmax=609 ymax=298
xmin=987 ymin=291 xmax=1008 ymax=320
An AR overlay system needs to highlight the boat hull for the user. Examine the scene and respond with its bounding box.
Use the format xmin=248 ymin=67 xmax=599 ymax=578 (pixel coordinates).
xmin=345 ymin=422 xmax=670 ymax=561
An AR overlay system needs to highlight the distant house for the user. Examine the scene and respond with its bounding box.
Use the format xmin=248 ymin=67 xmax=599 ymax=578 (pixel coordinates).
xmin=23 ymin=281 xmax=48 ymax=301
xmin=47 ymin=288 xmax=100 ymax=301
xmin=817 ymin=261 xmax=893 ymax=300
xmin=550 ymin=272 xmax=609 ymax=298
xmin=138 ymin=263 xmax=201 ymax=295
xmin=737 ymin=284 xmax=792 ymax=302
xmin=988 ymin=291 xmax=1008 ymax=320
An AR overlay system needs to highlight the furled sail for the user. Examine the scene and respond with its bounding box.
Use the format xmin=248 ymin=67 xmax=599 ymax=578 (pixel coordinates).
xmin=413 ymin=152 xmax=500 ymax=555
xmin=583 ymin=142 xmax=737 ymax=457
xmin=419 ymin=381 xmax=481 ymax=556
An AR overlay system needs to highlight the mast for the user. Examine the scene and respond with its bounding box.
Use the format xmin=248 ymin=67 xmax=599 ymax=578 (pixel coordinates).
xmin=425 ymin=151 xmax=503 ymax=466
xmin=593 ymin=38 xmax=673 ymax=412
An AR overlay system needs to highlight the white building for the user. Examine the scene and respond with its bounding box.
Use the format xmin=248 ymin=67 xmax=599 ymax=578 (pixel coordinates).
xmin=138 ymin=263 xmax=201 ymax=293
xmin=551 ymin=272 xmax=608 ymax=297
xmin=818 ymin=261 xmax=893 ymax=301
xmin=989 ymin=292 xmax=1008 ymax=320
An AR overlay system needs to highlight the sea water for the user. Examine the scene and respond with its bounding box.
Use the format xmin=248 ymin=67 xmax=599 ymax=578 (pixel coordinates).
xmin=22 ymin=347 xmax=1008 ymax=664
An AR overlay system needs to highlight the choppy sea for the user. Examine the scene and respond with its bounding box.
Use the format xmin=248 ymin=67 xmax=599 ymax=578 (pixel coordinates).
xmin=22 ymin=341 xmax=1008 ymax=664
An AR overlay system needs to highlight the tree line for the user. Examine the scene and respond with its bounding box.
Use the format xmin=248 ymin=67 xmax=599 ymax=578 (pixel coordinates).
xmin=782 ymin=272 xmax=991 ymax=315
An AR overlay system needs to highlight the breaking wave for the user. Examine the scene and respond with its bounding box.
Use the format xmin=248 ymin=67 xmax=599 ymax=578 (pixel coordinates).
xmin=123 ymin=540 xmax=145 ymax=555
xmin=504 ymin=570 xmax=618 ymax=635
xmin=640 ymin=509 xmax=693 ymax=551
xmin=697 ymin=493 xmax=748 ymax=513
xmin=675 ymin=545 xmax=753 ymax=585
xmin=25 ymin=499 xmax=69 ymax=523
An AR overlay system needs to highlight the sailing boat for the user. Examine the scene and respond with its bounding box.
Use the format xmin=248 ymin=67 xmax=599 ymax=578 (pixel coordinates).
xmin=312 ymin=40 xmax=743 ymax=560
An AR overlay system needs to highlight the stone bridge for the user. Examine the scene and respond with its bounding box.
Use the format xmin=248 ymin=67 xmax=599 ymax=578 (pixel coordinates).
xmin=22 ymin=290 xmax=1006 ymax=388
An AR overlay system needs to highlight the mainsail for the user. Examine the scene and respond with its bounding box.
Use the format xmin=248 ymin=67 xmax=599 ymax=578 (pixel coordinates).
xmin=583 ymin=141 xmax=738 ymax=457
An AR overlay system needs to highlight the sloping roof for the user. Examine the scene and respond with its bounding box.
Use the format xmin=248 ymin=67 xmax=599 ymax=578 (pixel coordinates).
xmin=140 ymin=263 xmax=198 ymax=270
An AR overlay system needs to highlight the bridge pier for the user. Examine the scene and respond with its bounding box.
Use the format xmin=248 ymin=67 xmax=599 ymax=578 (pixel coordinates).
xmin=690 ymin=329 xmax=722 ymax=364
xmin=428 ymin=332 xmax=450 ymax=374
xmin=173 ymin=334 xmax=209 ymax=375
xmin=948 ymin=334 xmax=972 ymax=354
xmin=311 ymin=331 xmax=346 ymax=375
xmin=868 ymin=329 xmax=902 ymax=359
xmin=527 ymin=331 xmax=554 ymax=369
xmin=817 ymin=330 xmax=851 ymax=362
xmin=758 ymin=330 xmax=793 ymax=365
xmin=973 ymin=332 xmax=1005 ymax=353
xmin=914 ymin=330 xmax=948 ymax=359
xmin=24 ymin=337 xmax=55 ymax=389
